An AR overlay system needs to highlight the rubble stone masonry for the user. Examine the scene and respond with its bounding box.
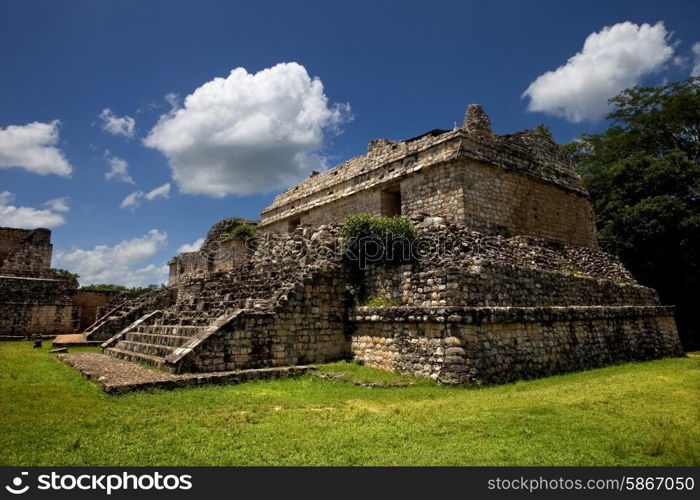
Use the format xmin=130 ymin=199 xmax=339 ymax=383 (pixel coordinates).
xmin=350 ymin=305 xmax=681 ymax=384
xmin=0 ymin=275 xmax=79 ymax=338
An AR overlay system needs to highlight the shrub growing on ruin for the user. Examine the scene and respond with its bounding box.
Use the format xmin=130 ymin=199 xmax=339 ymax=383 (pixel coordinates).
xmin=340 ymin=213 xmax=417 ymax=267
xmin=50 ymin=268 xmax=79 ymax=280
xmin=221 ymin=223 xmax=257 ymax=241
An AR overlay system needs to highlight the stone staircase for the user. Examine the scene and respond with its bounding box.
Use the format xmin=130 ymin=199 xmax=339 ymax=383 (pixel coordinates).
xmin=102 ymin=262 xmax=303 ymax=370
xmin=84 ymin=287 xmax=175 ymax=341
xmin=106 ymin=324 xmax=207 ymax=368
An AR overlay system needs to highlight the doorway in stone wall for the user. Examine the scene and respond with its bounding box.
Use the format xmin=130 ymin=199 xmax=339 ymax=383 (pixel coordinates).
xmin=288 ymin=217 xmax=301 ymax=233
xmin=380 ymin=185 xmax=402 ymax=216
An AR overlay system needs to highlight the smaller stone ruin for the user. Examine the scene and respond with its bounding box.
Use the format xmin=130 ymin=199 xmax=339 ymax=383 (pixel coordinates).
xmin=0 ymin=227 xmax=123 ymax=339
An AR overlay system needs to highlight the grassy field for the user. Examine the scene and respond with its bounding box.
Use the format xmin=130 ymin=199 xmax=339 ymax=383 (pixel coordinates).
xmin=0 ymin=342 xmax=698 ymax=466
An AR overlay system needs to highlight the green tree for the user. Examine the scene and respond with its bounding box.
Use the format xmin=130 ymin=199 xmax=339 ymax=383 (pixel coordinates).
xmin=568 ymin=77 xmax=700 ymax=349
xmin=50 ymin=268 xmax=79 ymax=280
xmin=79 ymin=284 xmax=129 ymax=292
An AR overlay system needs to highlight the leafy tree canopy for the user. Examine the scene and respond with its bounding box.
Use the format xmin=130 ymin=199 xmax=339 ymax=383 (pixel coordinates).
xmin=79 ymin=284 xmax=129 ymax=292
xmin=50 ymin=268 xmax=79 ymax=280
xmin=78 ymin=283 xmax=164 ymax=297
xmin=567 ymin=77 xmax=700 ymax=348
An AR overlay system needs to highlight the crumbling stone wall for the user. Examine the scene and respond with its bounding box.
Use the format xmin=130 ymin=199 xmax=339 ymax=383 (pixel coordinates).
xmin=351 ymin=305 xmax=682 ymax=384
xmin=168 ymin=218 xmax=255 ymax=285
xmin=0 ymin=276 xmax=79 ymax=338
xmin=71 ymin=290 xmax=125 ymax=331
xmin=364 ymin=261 xmax=658 ymax=308
xmin=0 ymin=228 xmax=52 ymax=271
xmin=0 ymin=226 xmax=84 ymax=338
xmin=178 ymin=268 xmax=351 ymax=372
xmin=361 ymin=216 xmax=652 ymax=307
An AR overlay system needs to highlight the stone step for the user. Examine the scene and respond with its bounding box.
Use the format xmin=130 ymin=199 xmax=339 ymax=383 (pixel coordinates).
xmin=115 ymin=340 xmax=177 ymax=358
xmin=135 ymin=324 xmax=204 ymax=336
xmin=124 ymin=332 xmax=193 ymax=347
xmin=152 ymin=317 xmax=215 ymax=327
xmin=104 ymin=347 xmax=166 ymax=368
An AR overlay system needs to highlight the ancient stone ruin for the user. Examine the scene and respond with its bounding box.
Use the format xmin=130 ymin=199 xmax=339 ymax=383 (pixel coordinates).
xmin=0 ymin=227 xmax=123 ymax=339
xmin=90 ymin=105 xmax=682 ymax=384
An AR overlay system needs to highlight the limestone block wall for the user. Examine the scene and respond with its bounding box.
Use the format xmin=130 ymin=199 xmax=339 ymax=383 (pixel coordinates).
xmin=259 ymin=186 xmax=385 ymax=234
xmin=459 ymin=161 xmax=596 ymax=247
xmin=169 ymin=252 xmax=206 ymax=285
xmin=0 ymin=304 xmax=79 ymax=338
xmin=71 ymin=290 xmax=125 ymax=331
xmin=169 ymin=240 xmax=252 ymax=285
xmin=260 ymin=156 xmax=596 ymax=247
xmin=0 ymin=276 xmax=79 ymax=337
xmin=258 ymin=105 xmax=597 ymax=248
xmin=260 ymin=131 xmax=462 ymax=230
xmin=178 ymin=269 xmax=351 ymax=372
xmin=400 ymin=160 xmax=466 ymax=223
xmin=363 ymin=261 xmax=658 ymax=308
xmin=0 ymin=227 xmax=52 ymax=271
xmin=351 ymin=306 xmax=683 ymax=384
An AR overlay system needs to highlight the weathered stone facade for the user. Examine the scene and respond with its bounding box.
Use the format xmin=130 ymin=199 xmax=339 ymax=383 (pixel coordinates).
xmin=99 ymin=105 xmax=682 ymax=385
xmin=0 ymin=228 xmax=79 ymax=338
xmin=0 ymin=227 xmax=125 ymax=338
xmin=0 ymin=227 xmax=52 ymax=272
xmin=351 ymin=305 xmax=680 ymax=384
xmin=259 ymin=105 xmax=596 ymax=248
xmin=0 ymin=274 xmax=80 ymax=338
xmin=71 ymin=290 xmax=128 ymax=331
xmin=168 ymin=218 xmax=255 ymax=286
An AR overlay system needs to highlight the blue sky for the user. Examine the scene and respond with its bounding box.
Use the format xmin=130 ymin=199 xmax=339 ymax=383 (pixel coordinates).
xmin=1 ymin=0 xmax=698 ymax=286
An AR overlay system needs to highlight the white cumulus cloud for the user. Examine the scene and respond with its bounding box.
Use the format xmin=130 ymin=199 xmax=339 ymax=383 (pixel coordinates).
xmin=0 ymin=120 xmax=73 ymax=176
xmin=144 ymin=182 xmax=170 ymax=201
xmin=105 ymin=150 xmax=135 ymax=184
xmin=120 ymin=191 xmax=143 ymax=210
xmin=0 ymin=191 xmax=67 ymax=228
xmin=44 ymin=197 xmax=70 ymax=212
xmin=177 ymin=238 xmax=204 ymax=254
xmin=177 ymin=237 xmax=204 ymax=254
xmin=53 ymin=229 xmax=169 ymax=287
xmin=144 ymin=62 xmax=350 ymax=197
xmin=119 ymin=183 xmax=171 ymax=210
xmin=692 ymin=42 xmax=700 ymax=77
xmin=523 ymin=21 xmax=674 ymax=122
xmin=99 ymin=108 xmax=136 ymax=138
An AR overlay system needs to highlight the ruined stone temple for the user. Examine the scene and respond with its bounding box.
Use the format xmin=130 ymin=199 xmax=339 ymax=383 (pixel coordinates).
xmin=0 ymin=227 xmax=124 ymax=339
xmin=90 ymin=105 xmax=681 ymax=384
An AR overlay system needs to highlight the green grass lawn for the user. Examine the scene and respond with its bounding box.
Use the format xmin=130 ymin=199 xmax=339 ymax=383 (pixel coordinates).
xmin=1 ymin=342 xmax=698 ymax=466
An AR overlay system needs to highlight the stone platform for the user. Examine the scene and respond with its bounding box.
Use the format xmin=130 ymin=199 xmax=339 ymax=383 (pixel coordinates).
xmin=53 ymin=333 xmax=102 ymax=347
xmin=57 ymin=352 xmax=315 ymax=394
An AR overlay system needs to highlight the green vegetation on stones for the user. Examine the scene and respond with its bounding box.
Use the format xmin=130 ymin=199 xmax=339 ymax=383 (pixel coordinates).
xmin=220 ymin=224 xmax=257 ymax=241
xmin=340 ymin=213 xmax=417 ymax=266
xmin=340 ymin=213 xmax=417 ymax=241
xmin=78 ymin=283 xmax=164 ymax=298
xmin=533 ymin=124 xmax=553 ymax=139
xmin=79 ymin=284 xmax=129 ymax=292
xmin=50 ymin=268 xmax=79 ymax=280
xmin=361 ymin=296 xmax=398 ymax=307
